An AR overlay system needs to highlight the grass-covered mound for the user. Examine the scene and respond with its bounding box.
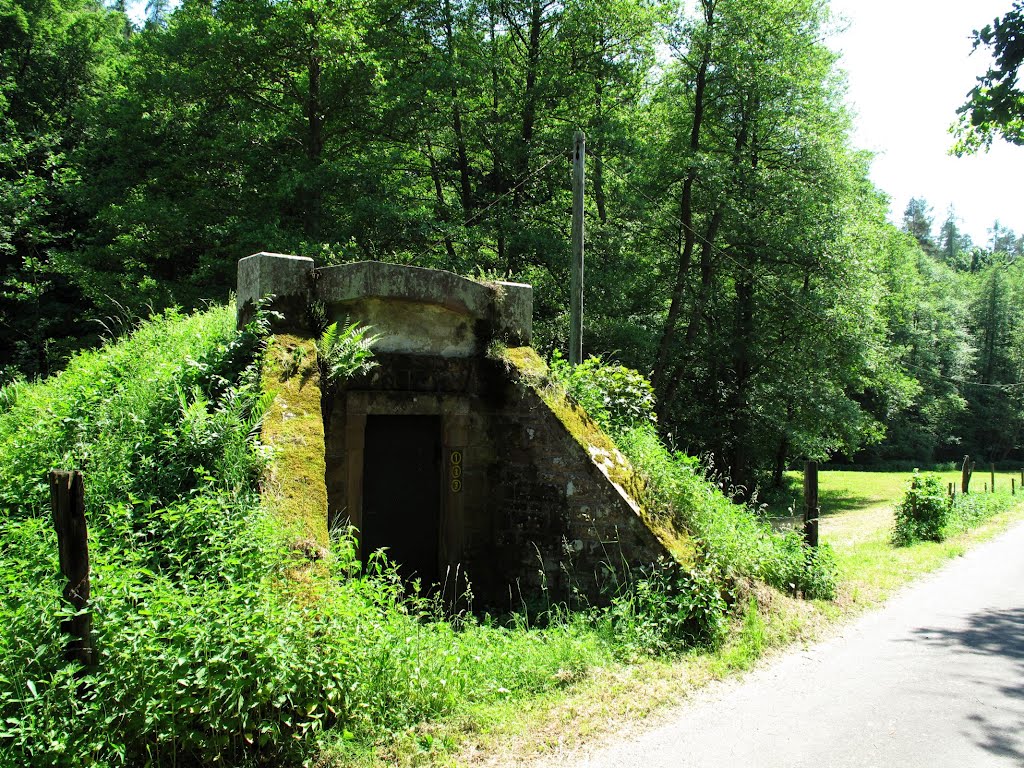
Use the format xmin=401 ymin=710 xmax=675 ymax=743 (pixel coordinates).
xmin=0 ymin=306 xmax=835 ymax=766
xmin=0 ymin=305 xmax=722 ymax=767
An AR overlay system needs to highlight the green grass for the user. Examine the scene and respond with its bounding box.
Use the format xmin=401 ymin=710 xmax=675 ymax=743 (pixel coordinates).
xmin=3 ymin=310 xmax=1020 ymax=767
xmin=765 ymin=470 xmax=1024 ymax=606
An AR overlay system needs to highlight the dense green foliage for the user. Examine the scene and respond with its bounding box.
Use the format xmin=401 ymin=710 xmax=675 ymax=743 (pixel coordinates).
xmin=955 ymin=1 xmax=1024 ymax=152
xmin=891 ymin=470 xmax=1019 ymax=546
xmin=3 ymin=0 xmax=1023 ymax=493
xmin=891 ymin=472 xmax=952 ymax=546
xmin=0 ymin=304 xmax=787 ymax=765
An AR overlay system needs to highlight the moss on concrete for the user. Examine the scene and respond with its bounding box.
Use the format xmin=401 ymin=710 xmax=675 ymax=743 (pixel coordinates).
xmin=498 ymin=346 xmax=697 ymax=567
xmin=260 ymin=334 xmax=329 ymax=553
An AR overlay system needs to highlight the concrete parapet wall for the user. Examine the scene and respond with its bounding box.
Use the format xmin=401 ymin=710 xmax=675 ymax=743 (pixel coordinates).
xmin=236 ymin=253 xmax=531 ymax=351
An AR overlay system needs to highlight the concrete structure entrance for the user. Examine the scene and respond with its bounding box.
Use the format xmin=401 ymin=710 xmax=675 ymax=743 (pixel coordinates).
xmin=238 ymin=253 xmax=686 ymax=606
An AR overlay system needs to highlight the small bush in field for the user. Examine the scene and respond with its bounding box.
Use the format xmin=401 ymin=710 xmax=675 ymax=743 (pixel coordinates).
xmin=892 ymin=471 xmax=951 ymax=546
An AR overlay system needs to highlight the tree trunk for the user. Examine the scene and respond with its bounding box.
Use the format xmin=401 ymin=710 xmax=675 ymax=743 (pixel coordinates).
xmin=728 ymin=274 xmax=756 ymax=495
xmin=443 ymin=0 xmax=473 ymax=214
xmin=652 ymin=3 xmax=715 ymax=392
xmin=772 ymin=434 xmax=789 ymax=488
xmin=303 ymin=10 xmax=324 ymax=240
xmin=424 ymin=136 xmax=459 ymax=262
xmin=593 ymin=77 xmax=608 ymax=224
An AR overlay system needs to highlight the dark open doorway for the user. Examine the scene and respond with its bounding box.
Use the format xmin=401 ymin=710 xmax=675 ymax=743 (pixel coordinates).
xmin=360 ymin=415 xmax=442 ymax=586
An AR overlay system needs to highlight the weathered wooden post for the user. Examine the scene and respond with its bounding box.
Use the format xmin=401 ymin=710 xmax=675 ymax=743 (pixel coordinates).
xmin=1013 ymin=478 xmax=1016 ymax=496
xmin=803 ymin=461 xmax=819 ymax=548
xmin=49 ymin=470 xmax=93 ymax=669
xmin=569 ymin=130 xmax=585 ymax=365
xmin=948 ymin=482 xmax=954 ymax=499
xmin=991 ymin=463 xmax=996 ymax=493
xmin=961 ymin=455 xmax=973 ymax=495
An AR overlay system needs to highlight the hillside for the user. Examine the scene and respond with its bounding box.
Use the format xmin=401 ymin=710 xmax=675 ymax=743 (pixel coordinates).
xmin=0 ymin=303 xmax=837 ymax=766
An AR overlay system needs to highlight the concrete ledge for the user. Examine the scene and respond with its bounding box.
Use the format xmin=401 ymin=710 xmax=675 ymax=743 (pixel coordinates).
xmin=315 ymin=262 xmax=532 ymax=345
xmin=236 ymin=252 xmax=314 ymax=328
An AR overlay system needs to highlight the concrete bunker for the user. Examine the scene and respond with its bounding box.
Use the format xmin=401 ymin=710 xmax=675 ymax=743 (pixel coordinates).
xmin=239 ymin=253 xmax=686 ymax=605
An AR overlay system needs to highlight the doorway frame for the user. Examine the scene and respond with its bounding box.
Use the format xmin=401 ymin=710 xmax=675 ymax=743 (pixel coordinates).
xmin=344 ymin=391 xmax=469 ymax=570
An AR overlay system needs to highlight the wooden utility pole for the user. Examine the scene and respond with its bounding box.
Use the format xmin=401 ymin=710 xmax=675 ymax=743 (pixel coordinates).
xmin=569 ymin=130 xmax=585 ymax=365
xmin=49 ymin=470 xmax=93 ymax=669
xmin=803 ymin=461 xmax=819 ymax=548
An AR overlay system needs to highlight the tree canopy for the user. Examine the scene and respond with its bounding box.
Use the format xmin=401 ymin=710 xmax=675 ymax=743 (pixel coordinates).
xmin=3 ymin=0 xmax=1024 ymax=487
xmin=955 ymin=1 xmax=1024 ymax=153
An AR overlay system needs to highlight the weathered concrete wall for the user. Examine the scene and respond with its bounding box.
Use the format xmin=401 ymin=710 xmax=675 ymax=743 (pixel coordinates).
xmin=485 ymin=350 xmax=685 ymax=604
xmin=237 ymin=254 xmax=531 ymax=351
xmin=239 ymin=253 xmax=684 ymax=607
xmin=237 ymin=253 xmax=314 ymax=330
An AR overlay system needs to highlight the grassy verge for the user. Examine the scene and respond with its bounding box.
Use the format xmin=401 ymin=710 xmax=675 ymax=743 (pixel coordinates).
xmin=4 ymin=311 xmax=1020 ymax=767
xmin=401 ymin=471 xmax=1023 ymax=768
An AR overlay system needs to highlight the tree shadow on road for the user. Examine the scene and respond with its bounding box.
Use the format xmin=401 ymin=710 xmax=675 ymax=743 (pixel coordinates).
xmin=908 ymin=606 xmax=1024 ymax=762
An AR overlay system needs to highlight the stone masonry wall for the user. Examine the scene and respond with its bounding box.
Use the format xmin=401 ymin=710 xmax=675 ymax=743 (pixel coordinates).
xmin=486 ymin=370 xmax=670 ymax=605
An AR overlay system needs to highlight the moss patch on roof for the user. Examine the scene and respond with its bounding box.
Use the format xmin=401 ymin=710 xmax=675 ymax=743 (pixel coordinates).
xmin=260 ymin=334 xmax=329 ymax=553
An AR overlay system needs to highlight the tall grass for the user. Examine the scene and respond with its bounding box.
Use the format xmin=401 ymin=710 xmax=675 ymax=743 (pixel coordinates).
xmin=0 ymin=305 xmax=677 ymax=766
xmin=549 ymin=354 xmax=837 ymax=600
xmin=0 ymin=310 xmax=840 ymax=765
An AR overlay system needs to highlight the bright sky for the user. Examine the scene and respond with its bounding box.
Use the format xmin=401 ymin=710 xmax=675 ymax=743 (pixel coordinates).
xmin=827 ymin=0 xmax=1024 ymax=247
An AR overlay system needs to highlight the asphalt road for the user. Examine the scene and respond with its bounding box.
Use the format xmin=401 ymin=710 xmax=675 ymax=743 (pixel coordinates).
xmin=552 ymin=520 xmax=1024 ymax=768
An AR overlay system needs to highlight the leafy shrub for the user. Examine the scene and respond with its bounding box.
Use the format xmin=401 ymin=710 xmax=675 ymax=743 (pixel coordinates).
xmin=608 ymin=559 xmax=728 ymax=654
xmin=892 ymin=471 xmax=951 ymax=546
xmin=549 ymin=351 xmax=657 ymax=432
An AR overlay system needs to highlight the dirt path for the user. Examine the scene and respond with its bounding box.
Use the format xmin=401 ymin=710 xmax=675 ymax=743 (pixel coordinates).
xmin=535 ymin=520 xmax=1024 ymax=768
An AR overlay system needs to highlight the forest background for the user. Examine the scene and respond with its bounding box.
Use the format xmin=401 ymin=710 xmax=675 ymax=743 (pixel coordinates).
xmin=4 ymin=0 xmax=1024 ymax=493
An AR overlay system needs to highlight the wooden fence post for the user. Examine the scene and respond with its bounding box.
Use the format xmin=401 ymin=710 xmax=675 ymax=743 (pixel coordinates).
xmin=48 ymin=470 xmax=93 ymax=669
xmin=991 ymin=463 xmax=996 ymax=493
xmin=1013 ymin=478 xmax=1016 ymax=497
xmin=803 ymin=461 xmax=819 ymax=548
xmin=961 ymin=455 xmax=972 ymax=495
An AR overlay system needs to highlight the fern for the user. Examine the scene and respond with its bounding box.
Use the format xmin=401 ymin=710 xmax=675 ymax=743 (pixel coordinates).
xmin=317 ymin=321 xmax=379 ymax=386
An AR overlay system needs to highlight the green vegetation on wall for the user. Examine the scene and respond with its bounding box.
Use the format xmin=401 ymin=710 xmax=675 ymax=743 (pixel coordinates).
xmin=260 ymin=333 xmax=329 ymax=552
